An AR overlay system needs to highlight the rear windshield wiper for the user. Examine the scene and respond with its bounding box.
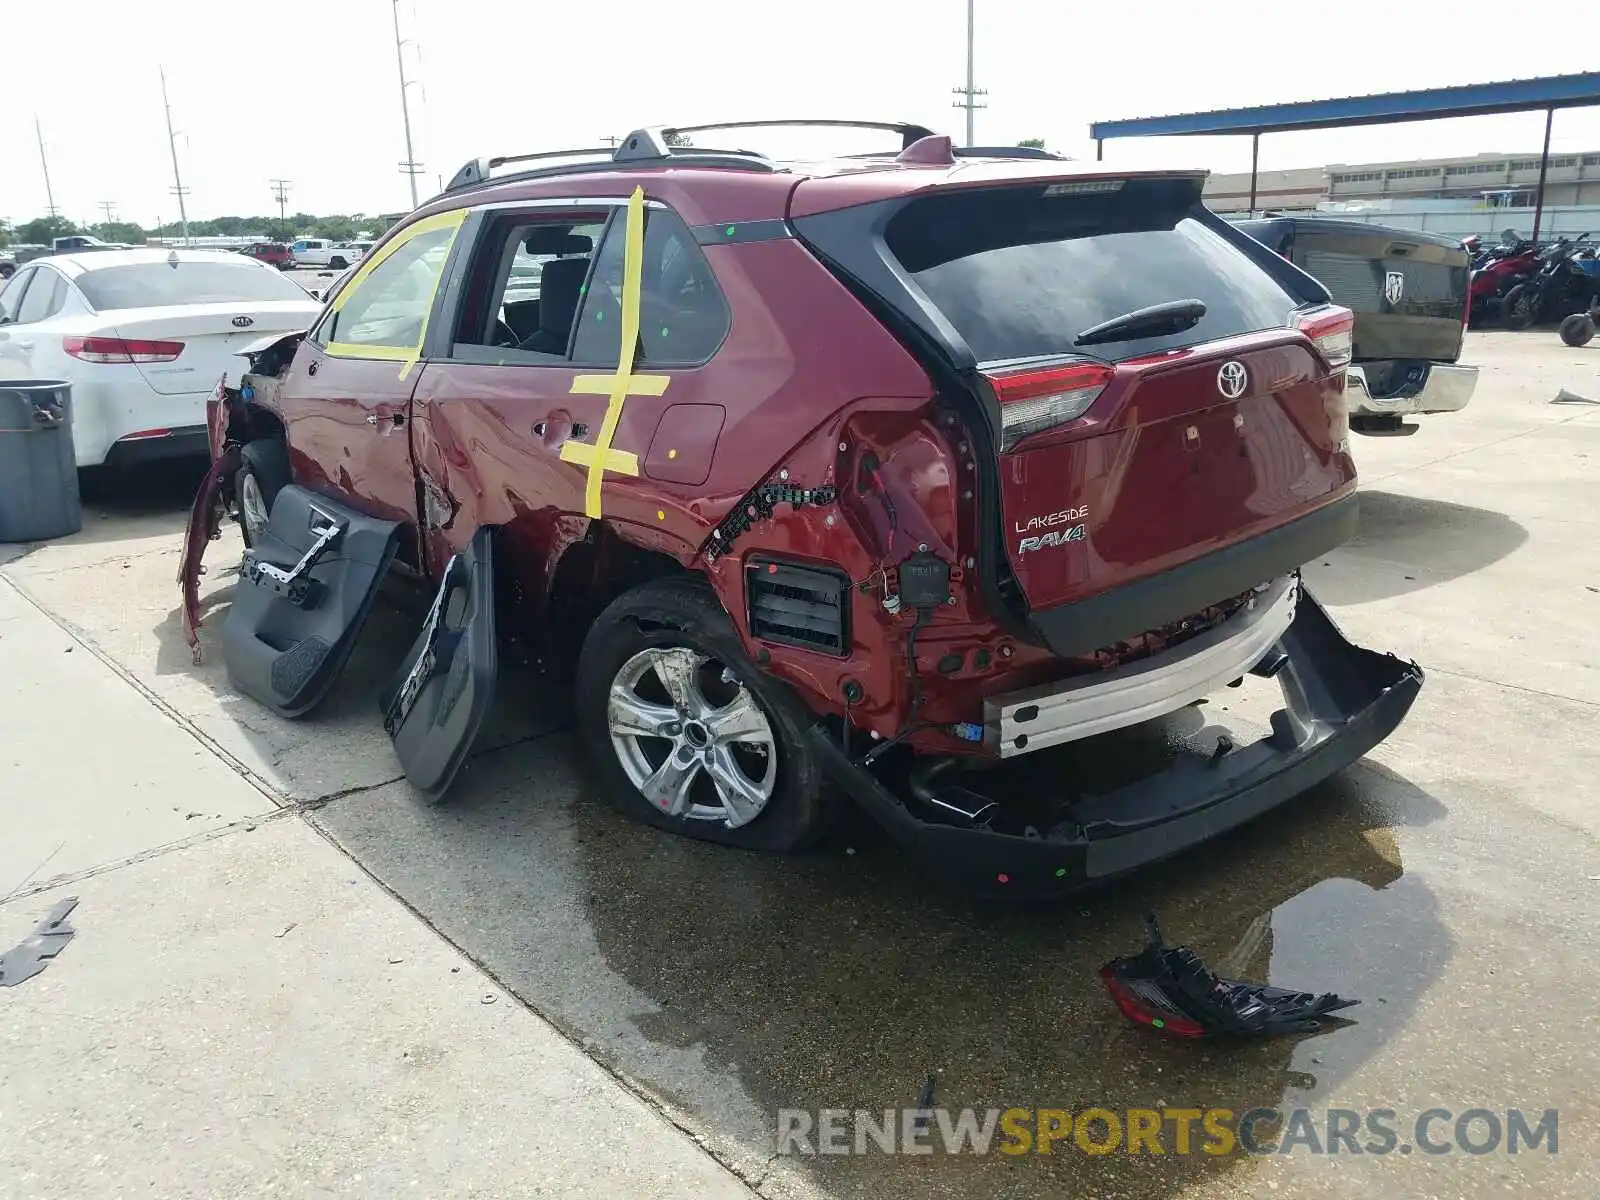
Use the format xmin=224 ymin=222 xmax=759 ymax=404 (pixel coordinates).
xmin=1074 ymin=298 xmax=1207 ymax=348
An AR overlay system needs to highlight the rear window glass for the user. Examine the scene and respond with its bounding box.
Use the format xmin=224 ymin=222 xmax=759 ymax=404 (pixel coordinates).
xmin=884 ymin=178 xmax=1296 ymax=363
xmin=76 ymin=260 xmax=311 ymax=311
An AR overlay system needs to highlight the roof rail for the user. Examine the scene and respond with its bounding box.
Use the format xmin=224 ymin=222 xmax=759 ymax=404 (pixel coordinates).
xmin=445 ymin=147 xmax=617 ymax=193
xmin=658 ymin=118 xmax=938 ymax=151
xmin=441 ymin=119 xmax=944 ymax=198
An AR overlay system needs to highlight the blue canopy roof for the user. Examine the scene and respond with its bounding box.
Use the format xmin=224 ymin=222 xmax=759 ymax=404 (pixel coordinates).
xmin=1091 ymin=73 xmax=1600 ymax=139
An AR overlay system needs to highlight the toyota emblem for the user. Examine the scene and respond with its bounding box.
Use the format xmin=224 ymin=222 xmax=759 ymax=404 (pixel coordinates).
xmin=231 ymin=315 xmax=254 ymax=328
xmin=1217 ymin=361 xmax=1248 ymax=399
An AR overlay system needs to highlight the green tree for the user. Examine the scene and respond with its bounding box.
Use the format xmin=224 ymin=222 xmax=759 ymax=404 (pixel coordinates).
xmin=98 ymin=221 xmax=147 ymax=244
xmin=0 ymin=220 xmax=11 ymax=248
xmin=17 ymin=216 xmax=79 ymax=244
xmin=1017 ymin=137 xmax=1046 ymax=150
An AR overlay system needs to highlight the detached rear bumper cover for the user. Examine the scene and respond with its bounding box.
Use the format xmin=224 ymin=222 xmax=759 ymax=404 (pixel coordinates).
xmin=812 ymin=586 xmax=1422 ymax=895
xmin=1346 ymin=362 xmax=1477 ymax=417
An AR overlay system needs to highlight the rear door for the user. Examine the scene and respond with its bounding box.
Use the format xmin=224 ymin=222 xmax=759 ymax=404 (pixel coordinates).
xmin=1285 ymin=222 xmax=1469 ymax=363
xmin=853 ymin=176 xmax=1354 ymax=619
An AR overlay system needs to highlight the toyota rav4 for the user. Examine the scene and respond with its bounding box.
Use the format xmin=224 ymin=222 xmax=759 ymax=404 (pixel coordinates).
xmin=180 ymin=120 xmax=1423 ymax=896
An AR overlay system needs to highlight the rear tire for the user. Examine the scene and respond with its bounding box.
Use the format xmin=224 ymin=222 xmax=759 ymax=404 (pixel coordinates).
xmin=1559 ymin=313 xmax=1596 ymax=348
xmin=575 ymin=577 xmax=839 ymax=853
xmin=234 ymin=439 xmax=291 ymax=548
xmin=1502 ymin=285 xmax=1538 ymax=330
xmin=329 ymin=256 xmax=348 ymax=270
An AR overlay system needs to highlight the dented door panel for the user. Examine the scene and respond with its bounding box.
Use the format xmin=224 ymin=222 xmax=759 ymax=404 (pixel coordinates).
xmin=219 ymin=485 xmax=402 ymax=718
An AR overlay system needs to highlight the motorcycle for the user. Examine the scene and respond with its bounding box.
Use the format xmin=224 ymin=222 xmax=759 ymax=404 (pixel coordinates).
xmin=1501 ymin=234 xmax=1598 ymax=330
xmin=1467 ymin=230 xmax=1542 ymax=326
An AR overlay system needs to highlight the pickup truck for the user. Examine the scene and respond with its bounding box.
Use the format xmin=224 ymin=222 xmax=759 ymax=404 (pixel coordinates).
xmin=51 ymin=234 xmax=132 ymax=253
xmin=1232 ymin=216 xmax=1477 ymax=436
xmin=290 ymin=239 xmax=366 ymax=270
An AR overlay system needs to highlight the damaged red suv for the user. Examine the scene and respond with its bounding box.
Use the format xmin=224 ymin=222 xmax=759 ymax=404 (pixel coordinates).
xmin=181 ymin=120 xmax=1422 ymax=895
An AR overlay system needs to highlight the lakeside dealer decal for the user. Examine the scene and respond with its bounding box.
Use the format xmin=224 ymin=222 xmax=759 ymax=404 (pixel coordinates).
xmin=1016 ymin=506 xmax=1089 ymax=555
xmin=775 ymin=1105 xmax=1559 ymax=1157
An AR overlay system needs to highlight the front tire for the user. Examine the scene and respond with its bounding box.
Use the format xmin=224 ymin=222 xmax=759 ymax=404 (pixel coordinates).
xmin=575 ymin=577 xmax=838 ymax=853
xmin=234 ymin=439 xmax=291 ymax=548
xmin=1501 ymin=285 xmax=1539 ymax=330
xmin=328 ymin=256 xmax=348 ymax=270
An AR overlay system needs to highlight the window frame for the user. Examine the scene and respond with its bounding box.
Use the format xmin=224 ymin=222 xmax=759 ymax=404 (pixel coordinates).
xmin=0 ymin=267 xmax=36 ymax=323
xmin=440 ymin=206 xmax=616 ymax=368
xmin=570 ymin=201 xmax=733 ymax=370
xmin=18 ymin=266 xmax=68 ymax=323
xmin=308 ymin=207 xmax=469 ymax=364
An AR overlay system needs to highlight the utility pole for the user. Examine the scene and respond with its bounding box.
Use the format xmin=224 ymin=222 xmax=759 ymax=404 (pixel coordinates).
xmin=97 ymin=201 xmax=117 ymax=236
xmin=601 ymin=135 xmax=620 ymax=148
xmin=160 ymin=67 xmax=191 ymax=245
xmin=269 ymin=179 xmax=292 ymax=231
xmin=391 ymin=0 xmax=423 ymax=208
xmin=950 ymin=0 xmax=986 ymax=147
xmin=35 ymin=116 xmax=58 ymax=219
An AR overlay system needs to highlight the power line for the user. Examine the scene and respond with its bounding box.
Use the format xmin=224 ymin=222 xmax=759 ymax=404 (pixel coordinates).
xmin=270 ymin=179 xmax=292 ymax=228
xmin=160 ymin=66 xmax=191 ymax=245
xmin=951 ymin=0 xmax=986 ymax=147
xmin=391 ymin=0 xmax=423 ymax=208
xmin=97 ymin=201 xmax=117 ymax=229
xmin=35 ymin=116 xmax=58 ymax=219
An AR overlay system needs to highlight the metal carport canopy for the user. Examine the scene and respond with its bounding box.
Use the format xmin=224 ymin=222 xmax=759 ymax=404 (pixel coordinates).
xmin=1089 ymin=72 xmax=1600 ymax=239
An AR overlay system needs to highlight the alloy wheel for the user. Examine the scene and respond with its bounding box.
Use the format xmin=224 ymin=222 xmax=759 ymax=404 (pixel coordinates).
xmin=607 ymin=645 xmax=778 ymax=828
xmin=239 ymin=471 xmax=271 ymax=545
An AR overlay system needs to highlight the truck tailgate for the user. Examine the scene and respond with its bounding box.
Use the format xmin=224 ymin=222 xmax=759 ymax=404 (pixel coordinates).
xmin=1288 ymin=225 xmax=1469 ymax=364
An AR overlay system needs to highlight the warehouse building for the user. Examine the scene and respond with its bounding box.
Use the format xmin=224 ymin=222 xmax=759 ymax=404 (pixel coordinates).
xmin=1205 ymin=150 xmax=1600 ymax=212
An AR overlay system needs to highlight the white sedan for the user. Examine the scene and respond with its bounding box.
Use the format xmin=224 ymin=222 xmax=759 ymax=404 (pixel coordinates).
xmin=0 ymin=248 xmax=323 ymax=468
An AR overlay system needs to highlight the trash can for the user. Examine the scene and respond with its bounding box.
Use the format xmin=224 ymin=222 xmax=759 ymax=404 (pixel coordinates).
xmin=0 ymin=380 xmax=83 ymax=543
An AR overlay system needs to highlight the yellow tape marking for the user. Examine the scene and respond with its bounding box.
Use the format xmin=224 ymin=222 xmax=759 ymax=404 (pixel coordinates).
xmin=558 ymin=185 xmax=671 ymax=518
xmin=323 ymin=207 xmax=468 ymax=381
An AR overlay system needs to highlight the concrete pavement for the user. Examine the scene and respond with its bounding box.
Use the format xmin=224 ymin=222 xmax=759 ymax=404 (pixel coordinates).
xmin=0 ymin=578 xmax=760 ymax=1200
xmin=0 ymin=330 xmax=1597 ymax=1199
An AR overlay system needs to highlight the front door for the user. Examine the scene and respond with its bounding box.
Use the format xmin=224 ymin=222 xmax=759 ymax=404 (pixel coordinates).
xmin=275 ymin=210 xmax=468 ymax=551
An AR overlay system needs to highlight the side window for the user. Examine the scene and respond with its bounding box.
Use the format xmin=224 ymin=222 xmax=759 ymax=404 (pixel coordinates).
xmin=449 ymin=215 xmax=607 ymax=363
xmin=15 ymin=269 xmax=63 ymax=324
xmin=571 ymin=205 xmax=731 ymax=367
xmin=0 ymin=268 xmax=34 ymax=323
xmin=317 ymin=221 xmax=460 ymax=356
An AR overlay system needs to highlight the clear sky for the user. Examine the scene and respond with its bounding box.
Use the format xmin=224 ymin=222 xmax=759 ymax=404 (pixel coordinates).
xmin=4 ymin=0 xmax=1599 ymax=228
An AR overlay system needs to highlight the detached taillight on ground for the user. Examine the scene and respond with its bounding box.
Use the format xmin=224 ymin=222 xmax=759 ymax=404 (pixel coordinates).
xmin=1295 ymin=306 xmax=1354 ymax=370
xmin=985 ymin=360 xmax=1114 ymax=451
xmin=63 ymin=336 xmax=185 ymax=364
xmin=1097 ymin=963 xmax=1208 ymax=1037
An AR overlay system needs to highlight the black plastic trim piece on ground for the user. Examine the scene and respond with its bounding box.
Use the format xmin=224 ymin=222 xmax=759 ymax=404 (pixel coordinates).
xmin=810 ymin=584 xmax=1422 ymax=899
xmin=1027 ymin=494 xmax=1360 ymax=659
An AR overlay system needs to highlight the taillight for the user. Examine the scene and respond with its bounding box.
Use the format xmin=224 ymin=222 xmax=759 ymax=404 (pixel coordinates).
xmin=1294 ymin=306 xmax=1354 ymax=370
xmin=984 ymin=360 xmax=1114 ymax=451
xmin=1097 ymin=965 xmax=1207 ymax=1038
xmin=63 ymin=336 xmax=185 ymax=364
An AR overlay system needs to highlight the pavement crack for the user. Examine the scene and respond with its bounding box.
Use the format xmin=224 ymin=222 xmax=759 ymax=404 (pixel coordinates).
xmin=1425 ymin=664 xmax=1600 ymax=710
xmin=0 ymin=810 xmax=292 ymax=907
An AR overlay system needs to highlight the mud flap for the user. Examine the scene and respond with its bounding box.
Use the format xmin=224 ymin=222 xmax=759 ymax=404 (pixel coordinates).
xmin=219 ymin=485 xmax=401 ymax=718
xmin=379 ymin=525 xmax=498 ymax=803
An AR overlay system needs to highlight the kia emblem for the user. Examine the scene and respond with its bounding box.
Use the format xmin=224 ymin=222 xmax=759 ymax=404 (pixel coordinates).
xmin=1217 ymin=361 xmax=1248 ymax=399
xmin=232 ymin=315 xmax=254 ymax=328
